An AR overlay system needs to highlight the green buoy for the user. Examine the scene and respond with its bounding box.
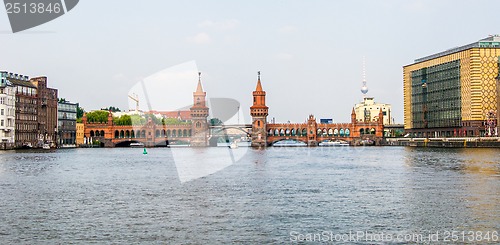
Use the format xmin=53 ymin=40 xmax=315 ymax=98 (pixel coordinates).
xmin=143 ymin=148 xmax=148 ymax=155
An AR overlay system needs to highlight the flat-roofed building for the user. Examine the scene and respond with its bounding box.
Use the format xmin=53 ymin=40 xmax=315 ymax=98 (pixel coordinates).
xmin=404 ymin=35 xmax=500 ymax=137
xmin=0 ymin=72 xmax=16 ymax=147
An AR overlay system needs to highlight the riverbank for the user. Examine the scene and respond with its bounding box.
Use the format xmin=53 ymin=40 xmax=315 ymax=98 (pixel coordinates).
xmin=385 ymin=137 xmax=500 ymax=148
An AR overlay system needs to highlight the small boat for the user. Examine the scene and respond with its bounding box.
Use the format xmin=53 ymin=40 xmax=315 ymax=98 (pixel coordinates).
xmin=42 ymin=144 xmax=51 ymax=150
xmin=273 ymin=140 xmax=307 ymax=147
xmin=319 ymin=140 xmax=350 ymax=146
xmin=130 ymin=142 xmax=145 ymax=147
xmin=21 ymin=142 xmax=33 ymax=149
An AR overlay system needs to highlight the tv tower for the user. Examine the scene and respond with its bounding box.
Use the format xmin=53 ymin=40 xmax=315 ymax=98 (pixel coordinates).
xmin=361 ymin=57 xmax=368 ymax=97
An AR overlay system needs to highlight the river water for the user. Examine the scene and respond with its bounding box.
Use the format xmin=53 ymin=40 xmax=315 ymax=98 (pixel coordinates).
xmin=0 ymin=147 xmax=499 ymax=244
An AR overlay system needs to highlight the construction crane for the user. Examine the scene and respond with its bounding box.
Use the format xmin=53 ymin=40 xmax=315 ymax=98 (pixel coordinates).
xmin=128 ymin=93 xmax=139 ymax=113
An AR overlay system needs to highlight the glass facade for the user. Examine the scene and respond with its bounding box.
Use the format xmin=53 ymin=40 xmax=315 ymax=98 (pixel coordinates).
xmin=411 ymin=60 xmax=461 ymax=129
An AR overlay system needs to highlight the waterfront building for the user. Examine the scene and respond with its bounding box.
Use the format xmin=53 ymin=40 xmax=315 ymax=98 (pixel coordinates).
xmin=76 ymin=122 xmax=84 ymax=146
xmin=31 ymin=77 xmax=58 ymax=146
xmin=1 ymin=71 xmax=59 ymax=148
xmin=354 ymin=97 xmax=393 ymax=125
xmin=404 ymin=35 xmax=500 ymax=137
xmin=58 ymin=100 xmax=78 ymax=147
xmin=4 ymin=72 xmax=38 ymax=147
xmin=0 ymin=72 xmax=16 ymax=146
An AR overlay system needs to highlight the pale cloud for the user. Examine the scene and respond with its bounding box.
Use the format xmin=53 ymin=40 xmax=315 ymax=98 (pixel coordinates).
xmin=274 ymin=53 xmax=293 ymax=60
xmin=112 ymin=73 xmax=127 ymax=81
xmin=223 ymin=35 xmax=240 ymax=44
xmin=198 ymin=19 xmax=239 ymax=30
xmin=279 ymin=25 xmax=298 ymax=33
xmin=186 ymin=32 xmax=212 ymax=44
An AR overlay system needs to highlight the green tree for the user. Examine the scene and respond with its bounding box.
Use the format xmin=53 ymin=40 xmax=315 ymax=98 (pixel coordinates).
xmin=86 ymin=110 xmax=109 ymax=123
xmin=77 ymin=106 xmax=85 ymax=119
xmin=113 ymin=115 xmax=132 ymax=125
xmin=130 ymin=115 xmax=146 ymax=125
xmin=101 ymin=106 xmax=121 ymax=112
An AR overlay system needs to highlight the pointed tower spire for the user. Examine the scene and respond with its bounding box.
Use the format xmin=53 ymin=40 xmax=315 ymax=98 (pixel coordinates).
xmin=255 ymin=71 xmax=263 ymax=91
xmin=196 ymin=72 xmax=204 ymax=93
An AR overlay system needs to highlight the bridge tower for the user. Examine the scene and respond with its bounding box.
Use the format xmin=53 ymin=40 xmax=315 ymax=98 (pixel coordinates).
xmin=250 ymin=71 xmax=268 ymax=147
xmin=307 ymin=114 xmax=318 ymax=146
xmin=190 ymin=72 xmax=209 ymax=147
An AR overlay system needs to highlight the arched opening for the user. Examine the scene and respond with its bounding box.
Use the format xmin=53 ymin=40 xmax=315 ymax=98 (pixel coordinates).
xmin=155 ymin=130 xmax=160 ymax=137
xmin=196 ymin=122 xmax=201 ymax=128
xmin=120 ymin=130 xmax=124 ymax=138
xmin=291 ymin=129 xmax=296 ymax=136
xmin=302 ymin=128 xmax=307 ymax=136
xmin=371 ymin=128 xmax=376 ymax=134
xmin=125 ymin=130 xmax=130 ymax=138
xmin=345 ymin=129 xmax=350 ymax=136
xmin=90 ymin=130 xmax=95 ymax=137
xmin=360 ymin=128 xmax=365 ymax=134
xmin=279 ymin=129 xmax=285 ymax=136
xmin=141 ymin=130 xmax=146 ymax=138
xmin=339 ymin=129 xmax=345 ymax=137
xmin=328 ymin=128 xmax=333 ymax=136
xmin=322 ymin=128 xmax=327 ymax=136
xmin=188 ymin=129 xmax=192 ymax=136
xmin=183 ymin=129 xmax=187 ymax=137
xmin=274 ymin=129 xmax=279 ymax=136
xmin=162 ymin=130 xmax=166 ymax=137
xmin=285 ymin=129 xmax=290 ymax=136
xmin=136 ymin=130 xmax=140 ymax=138
xmin=100 ymin=130 xmax=105 ymax=137
xmin=167 ymin=130 xmax=171 ymax=137
xmin=365 ymin=128 xmax=370 ymax=134
xmin=268 ymin=129 xmax=273 ymax=136
xmin=131 ymin=130 xmax=135 ymax=138
xmin=172 ymin=130 xmax=176 ymax=137
xmin=317 ymin=129 xmax=322 ymax=135
xmin=96 ymin=130 xmax=100 ymax=137
xmin=114 ymin=130 xmax=119 ymax=138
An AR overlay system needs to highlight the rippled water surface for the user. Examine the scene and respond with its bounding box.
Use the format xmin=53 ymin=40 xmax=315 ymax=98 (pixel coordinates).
xmin=0 ymin=147 xmax=499 ymax=244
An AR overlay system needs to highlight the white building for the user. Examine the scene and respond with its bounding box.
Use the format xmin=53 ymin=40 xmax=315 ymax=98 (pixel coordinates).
xmin=0 ymin=72 xmax=16 ymax=144
xmin=354 ymin=97 xmax=393 ymax=125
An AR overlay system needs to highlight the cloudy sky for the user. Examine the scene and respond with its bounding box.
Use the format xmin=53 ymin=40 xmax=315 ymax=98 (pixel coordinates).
xmin=1 ymin=0 xmax=499 ymax=123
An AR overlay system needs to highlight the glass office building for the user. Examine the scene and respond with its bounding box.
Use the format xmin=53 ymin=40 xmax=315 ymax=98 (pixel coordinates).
xmin=404 ymin=36 xmax=500 ymax=137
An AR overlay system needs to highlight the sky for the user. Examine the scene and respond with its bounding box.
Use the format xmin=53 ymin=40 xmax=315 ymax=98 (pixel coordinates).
xmin=1 ymin=0 xmax=499 ymax=124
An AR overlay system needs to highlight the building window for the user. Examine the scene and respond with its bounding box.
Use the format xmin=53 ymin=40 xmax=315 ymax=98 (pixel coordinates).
xmin=0 ymin=97 xmax=4 ymax=104
xmin=0 ymin=109 xmax=3 ymax=115
xmin=0 ymin=120 xmax=3 ymax=127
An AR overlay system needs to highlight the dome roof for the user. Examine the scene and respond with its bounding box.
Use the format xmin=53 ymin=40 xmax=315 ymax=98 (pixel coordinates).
xmin=361 ymin=85 xmax=368 ymax=94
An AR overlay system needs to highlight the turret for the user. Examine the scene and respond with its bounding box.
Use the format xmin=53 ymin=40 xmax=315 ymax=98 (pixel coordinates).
xmin=250 ymin=71 xmax=268 ymax=147
xmin=351 ymin=107 xmax=356 ymax=124
xmin=190 ymin=72 xmax=209 ymax=146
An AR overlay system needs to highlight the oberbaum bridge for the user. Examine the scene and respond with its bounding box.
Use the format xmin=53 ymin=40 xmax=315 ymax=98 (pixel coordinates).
xmin=82 ymin=73 xmax=384 ymax=147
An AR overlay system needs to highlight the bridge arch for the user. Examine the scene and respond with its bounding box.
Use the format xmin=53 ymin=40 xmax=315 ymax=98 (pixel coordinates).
xmin=270 ymin=138 xmax=308 ymax=146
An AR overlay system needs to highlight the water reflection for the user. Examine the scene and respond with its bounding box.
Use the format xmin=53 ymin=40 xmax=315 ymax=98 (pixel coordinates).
xmin=402 ymin=147 xmax=500 ymax=235
xmin=0 ymin=147 xmax=498 ymax=243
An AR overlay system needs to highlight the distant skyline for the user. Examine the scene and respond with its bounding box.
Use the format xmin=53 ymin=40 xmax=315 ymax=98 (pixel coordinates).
xmin=1 ymin=0 xmax=499 ymax=123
